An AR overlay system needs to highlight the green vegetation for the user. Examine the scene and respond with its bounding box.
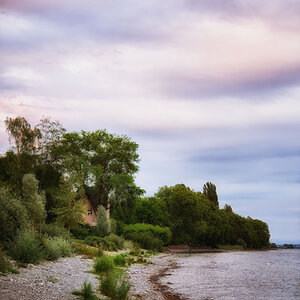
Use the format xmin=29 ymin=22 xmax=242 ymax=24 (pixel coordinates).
xmin=0 ymin=115 xmax=271 ymax=274
xmin=94 ymin=255 xmax=115 ymax=274
xmin=72 ymin=280 xmax=100 ymax=300
xmin=100 ymin=270 xmax=130 ymax=300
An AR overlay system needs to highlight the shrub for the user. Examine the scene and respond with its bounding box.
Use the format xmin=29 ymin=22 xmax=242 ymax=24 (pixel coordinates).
xmin=72 ymin=280 xmax=99 ymax=300
xmin=100 ymin=270 xmax=130 ymax=300
xmin=94 ymin=255 xmax=115 ymax=274
xmin=123 ymin=240 xmax=134 ymax=250
xmin=76 ymin=245 xmax=103 ymax=259
xmin=0 ymin=247 xmax=12 ymax=273
xmin=84 ymin=236 xmax=102 ymax=247
xmin=43 ymin=237 xmax=72 ymax=260
xmin=42 ymin=223 xmax=70 ymax=240
xmin=84 ymin=236 xmax=118 ymax=251
xmin=123 ymin=223 xmax=171 ymax=245
xmin=114 ymin=254 xmax=126 ymax=266
xmin=96 ymin=205 xmax=110 ymax=237
xmin=106 ymin=234 xmax=125 ymax=250
xmin=125 ymin=232 xmax=163 ymax=251
xmin=9 ymin=229 xmax=44 ymax=264
xmin=71 ymin=224 xmax=91 ymax=239
xmin=0 ymin=188 xmax=29 ymax=243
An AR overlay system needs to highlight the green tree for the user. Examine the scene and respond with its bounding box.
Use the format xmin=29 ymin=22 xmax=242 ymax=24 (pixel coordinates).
xmin=96 ymin=205 xmax=110 ymax=237
xmin=52 ymin=180 xmax=84 ymax=232
xmin=203 ymin=182 xmax=219 ymax=207
xmin=224 ymin=204 xmax=233 ymax=213
xmin=21 ymin=174 xmax=46 ymax=231
xmin=57 ymin=130 xmax=140 ymax=218
xmin=0 ymin=188 xmax=29 ymax=243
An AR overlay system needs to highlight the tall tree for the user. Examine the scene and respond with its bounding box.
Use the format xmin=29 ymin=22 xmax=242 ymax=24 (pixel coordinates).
xmin=5 ymin=117 xmax=41 ymax=157
xmin=21 ymin=174 xmax=46 ymax=231
xmin=52 ymin=179 xmax=84 ymax=232
xmin=57 ymin=130 xmax=140 ymax=218
xmin=203 ymin=182 xmax=219 ymax=207
xmin=35 ymin=117 xmax=66 ymax=165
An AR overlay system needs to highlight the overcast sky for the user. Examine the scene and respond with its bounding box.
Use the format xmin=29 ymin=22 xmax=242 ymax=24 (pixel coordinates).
xmin=1 ymin=0 xmax=300 ymax=243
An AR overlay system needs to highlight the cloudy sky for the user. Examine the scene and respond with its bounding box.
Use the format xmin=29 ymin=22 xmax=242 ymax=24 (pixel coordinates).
xmin=1 ymin=0 xmax=300 ymax=243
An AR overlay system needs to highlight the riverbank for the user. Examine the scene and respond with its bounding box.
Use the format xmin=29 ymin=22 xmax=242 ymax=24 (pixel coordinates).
xmin=0 ymin=256 xmax=98 ymax=300
xmin=128 ymin=253 xmax=186 ymax=300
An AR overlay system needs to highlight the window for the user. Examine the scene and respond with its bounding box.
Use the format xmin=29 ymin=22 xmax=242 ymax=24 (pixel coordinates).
xmin=88 ymin=210 xmax=92 ymax=215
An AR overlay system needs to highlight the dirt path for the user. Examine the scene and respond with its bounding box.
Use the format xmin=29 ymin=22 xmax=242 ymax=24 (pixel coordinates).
xmin=0 ymin=256 xmax=98 ymax=300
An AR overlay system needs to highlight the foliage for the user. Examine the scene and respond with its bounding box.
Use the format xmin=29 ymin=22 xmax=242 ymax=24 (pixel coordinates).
xmin=0 ymin=247 xmax=13 ymax=274
xmin=94 ymin=255 xmax=115 ymax=274
xmin=0 ymin=187 xmax=29 ymax=243
xmin=5 ymin=116 xmax=40 ymax=156
xmin=43 ymin=237 xmax=72 ymax=260
xmin=113 ymin=254 xmax=126 ymax=266
xmin=56 ymin=130 xmax=141 ymax=218
xmin=76 ymin=245 xmax=103 ymax=258
xmin=84 ymin=236 xmax=103 ymax=247
xmin=72 ymin=280 xmax=100 ymax=300
xmin=106 ymin=234 xmax=125 ymax=250
xmin=52 ymin=180 xmax=84 ymax=232
xmin=125 ymin=232 xmax=163 ymax=251
xmin=100 ymin=269 xmax=130 ymax=300
xmin=123 ymin=223 xmax=171 ymax=245
xmin=96 ymin=205 xmax=110 ymax=237
xmin=71 ymin=224 xmax=91 ymax=239
xmin=42 ymin=222 xmax=70 ymax=239
xmin=203 ymin=182 xmax=219 ymax=208
xmin=21 ymin=174 xmax=46 ymax=230
xmin=9 ymin=229 xmax=44 ymax=264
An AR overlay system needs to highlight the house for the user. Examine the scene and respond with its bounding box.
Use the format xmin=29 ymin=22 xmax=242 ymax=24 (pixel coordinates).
xmin=82 ymin=196 xmax=97 ymax=227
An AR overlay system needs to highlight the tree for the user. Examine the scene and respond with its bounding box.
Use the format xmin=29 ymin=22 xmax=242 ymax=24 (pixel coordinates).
xmin=96 ymin=205 xmax=110 ymax=237
xmin=35 ymin=116 xmax=66 ymax=165
xmin=52 ymin=180 xmax=84 ymax=232
xmin=224 ymin=204 xmax=233 ymax=213
xmin=203 ymin=182 xmax=219 ymax=207
xmin=5 ymin=116 xmax=40 ymax=157
xmin=57 ymin=130 xmax=140 ymax=218
xmin=21 ymin=174 xmax=46 ymax=231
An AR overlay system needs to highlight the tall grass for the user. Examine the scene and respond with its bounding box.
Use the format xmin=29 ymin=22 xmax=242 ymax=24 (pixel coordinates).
xmin=72 ymin=280 xmax=99 ymax=300
xmin=93 ymin=255 xmax=115 ymax=274
xmin=100 ymin=270 xmax=130 ymax=300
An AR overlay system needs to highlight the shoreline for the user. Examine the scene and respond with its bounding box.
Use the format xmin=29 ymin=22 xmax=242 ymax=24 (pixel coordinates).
xmin=128 ymin=253 xmax=186 ymax=300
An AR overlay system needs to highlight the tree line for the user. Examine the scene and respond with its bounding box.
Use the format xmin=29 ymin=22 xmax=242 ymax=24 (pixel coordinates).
xmin=0 ymin=116 xmax=270 ymax=251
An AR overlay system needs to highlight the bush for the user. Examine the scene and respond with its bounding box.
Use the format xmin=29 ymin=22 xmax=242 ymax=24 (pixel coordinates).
xmin=94 ymin=255 xmax=115 ymax=274
xmin=114 ymin=254 xmax=126 ymax=266
xmin=43 ymin=237 xmax=72 ymax=260
xmin=71 ymin=224 xmax=91 ymax=239
xmin=106 ymin=234 xmax=125 ymax=250
xmin=9 ymin=229 xmax=44 ymax=264
xmin=123 ymin=223 xmax=171 ymax=245
xmin=125 ymin=232 xmax=163 ymax=251
xmin=100 ymin=270 xmax=130 ymax=300
xmin=84 ymin=236 xmax=102 ymax=247
xmin=0 ymin=247 xmax=12 ymax=273
xmin=96 ymin=205 xmax=110 ymax=237
xmin=84 ymin=236 xmax=118 ymax=251
xmin=76 ymin=245 xmax=103 ymax=258
xmin=42 ymin=223 xmax=70 ymax=240
xmin=72 ymin=280 xmax=99 ymax=300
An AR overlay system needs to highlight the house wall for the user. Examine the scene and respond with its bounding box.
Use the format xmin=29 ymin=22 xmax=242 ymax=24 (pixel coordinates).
xmin=83 ymin=200 xmax=97 ymax=227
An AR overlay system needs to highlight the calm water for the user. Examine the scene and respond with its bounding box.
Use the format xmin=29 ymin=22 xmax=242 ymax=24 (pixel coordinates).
xmin=161 ymin=250 xmax=300 ymax=299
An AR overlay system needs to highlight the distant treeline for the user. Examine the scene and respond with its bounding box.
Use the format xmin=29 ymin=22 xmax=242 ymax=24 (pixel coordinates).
xmin=0 ymin=116 xmax=270 ymax=250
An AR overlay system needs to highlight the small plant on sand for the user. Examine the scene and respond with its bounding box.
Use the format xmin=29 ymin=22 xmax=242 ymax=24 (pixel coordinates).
xmin=114 ymin=254 xmax=127 ymax=266
xmin=100 ymin=269 xmax=130 ymax=300
xmin=72 ymin=280 xmax=100 ymax=300
xmin=94 ymin=255 xmax=115 ymax=274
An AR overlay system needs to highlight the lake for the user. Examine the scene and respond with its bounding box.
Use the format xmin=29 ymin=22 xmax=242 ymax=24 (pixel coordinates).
xmin=161 ymin=249 xmax=300 ymax=299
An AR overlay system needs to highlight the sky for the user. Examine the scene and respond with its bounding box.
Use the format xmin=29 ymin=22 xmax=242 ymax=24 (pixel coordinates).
xmin=0 ymin=0 xmax=300 ymax=244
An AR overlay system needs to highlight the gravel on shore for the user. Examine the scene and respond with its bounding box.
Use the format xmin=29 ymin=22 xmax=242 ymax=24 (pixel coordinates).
xmin=0 ymin=256 xmax=98 ymax=300
xmin=128 ymin=254 xmax=186 ymax=300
